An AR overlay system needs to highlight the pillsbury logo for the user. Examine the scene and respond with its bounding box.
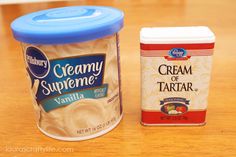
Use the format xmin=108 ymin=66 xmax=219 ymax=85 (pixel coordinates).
xmin=25 ymin=46 xmax=50 ymax=79
xmin=169 ymin=48 xmax=187 ymax=58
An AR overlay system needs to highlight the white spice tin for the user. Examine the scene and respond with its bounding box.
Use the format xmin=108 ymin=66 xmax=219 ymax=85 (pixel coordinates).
xmin=140 ymin=26 xmax=215 ymax=126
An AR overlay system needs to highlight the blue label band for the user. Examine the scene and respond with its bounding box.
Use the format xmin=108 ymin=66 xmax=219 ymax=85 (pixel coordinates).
xmin=26 ymin=46 xmax=107 ymax=112
xmin=41 ymin=84 xmax=108 ymax=112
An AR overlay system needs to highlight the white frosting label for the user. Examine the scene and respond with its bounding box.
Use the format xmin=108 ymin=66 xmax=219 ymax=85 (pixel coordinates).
xmin=22 ymin=34 xmax=122 ymax=139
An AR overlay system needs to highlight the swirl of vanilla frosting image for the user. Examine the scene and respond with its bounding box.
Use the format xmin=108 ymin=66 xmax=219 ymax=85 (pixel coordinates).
xmin=63 ymin=98 xmax=107 ymax=136
xmin=38 ymin=103 xmax=69 ymax=137
xmin=30 ymin=78 xmax=41 ymax=122
xmin=103 ymin=36 xmax=119 ymax=95
xmin=105 ymin=52 xmax=119 ymax=94
xmin=24 ymin=68 xmax=41 ymax=123
xmin=37 ymin=35 xmax=113 ymax=59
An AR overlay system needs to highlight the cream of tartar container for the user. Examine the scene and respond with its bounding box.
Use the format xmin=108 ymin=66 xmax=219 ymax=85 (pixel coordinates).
xmin=11 ymin=6 xmax=124 ymax=141
xmin=140 ymin=26 xmax=215 ymax=126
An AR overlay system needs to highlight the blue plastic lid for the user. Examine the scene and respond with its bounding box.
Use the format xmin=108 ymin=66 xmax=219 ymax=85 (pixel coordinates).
xmin=11 ymin=6 xmax=124 ymax=44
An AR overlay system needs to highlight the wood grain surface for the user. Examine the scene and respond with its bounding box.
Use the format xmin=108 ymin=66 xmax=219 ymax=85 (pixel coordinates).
xmin=0 ymin=0 xmax=236 ymax=156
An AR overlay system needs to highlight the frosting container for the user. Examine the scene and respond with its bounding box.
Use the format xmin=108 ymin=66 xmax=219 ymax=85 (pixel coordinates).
xmin=140 ymin=26 xmax=215 ymax=125
xmin=11 ymin=6 xmax=124 ymax=141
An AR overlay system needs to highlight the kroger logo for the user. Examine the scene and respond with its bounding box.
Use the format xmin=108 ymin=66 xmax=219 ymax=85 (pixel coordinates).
xmin=169 ymin=48 xmax=187 ymax=58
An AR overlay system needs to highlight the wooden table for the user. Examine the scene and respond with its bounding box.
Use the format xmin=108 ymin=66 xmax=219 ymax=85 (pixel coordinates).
xmin=0 ymin=0 xmax=236 ymax=156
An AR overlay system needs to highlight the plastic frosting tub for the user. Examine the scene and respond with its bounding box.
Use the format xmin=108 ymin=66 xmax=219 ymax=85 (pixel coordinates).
xmin=140 ymin=26 xmax=215 ymax=126
xmin=11 ymin=6 xmax=124 ymax=141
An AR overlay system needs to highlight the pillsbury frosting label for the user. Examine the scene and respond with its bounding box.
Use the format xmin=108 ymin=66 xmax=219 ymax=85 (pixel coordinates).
xmin=20 ymin=34 xmax=122 ymax=140
xmin=25 ymin=46 xmax=108 ymax=112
